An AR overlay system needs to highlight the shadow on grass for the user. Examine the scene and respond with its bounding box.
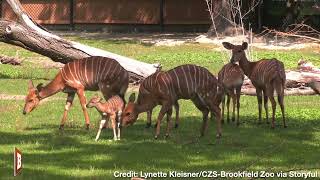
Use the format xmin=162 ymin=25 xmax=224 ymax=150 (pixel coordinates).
xmin=0 ymin=115 xmax=320 ymax=179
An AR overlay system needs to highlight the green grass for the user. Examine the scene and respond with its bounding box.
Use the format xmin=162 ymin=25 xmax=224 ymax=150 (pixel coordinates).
xmin=1 ymin=36 xmax=320 ymax=179
xmin=0 ymin=95 xmax=320 ymax=179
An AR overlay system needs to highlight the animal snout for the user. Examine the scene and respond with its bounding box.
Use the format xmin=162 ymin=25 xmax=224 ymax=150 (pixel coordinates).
xmin=86 ymin=104 xmax=90 ymax=108
xmin=22 ymin=110 xmax=26 ymax=115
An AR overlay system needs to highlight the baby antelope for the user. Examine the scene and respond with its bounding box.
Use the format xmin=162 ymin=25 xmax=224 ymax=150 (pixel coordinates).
xmin=86 ymin=95 xmax=124 ymax=141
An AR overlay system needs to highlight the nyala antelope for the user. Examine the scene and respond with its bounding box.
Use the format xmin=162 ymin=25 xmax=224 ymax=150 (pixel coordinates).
xmin=222 ymin=42 xmax=286 ymax=128
xmin=218 ymin=63 xmax=244 ymax=126
xmin=121 ymin=64 xmax=223 ymax=139
xmin=140 ymin=71 xmax=180 ymax=129
xmin=23 ymin=56 xmax=129 ymax=130
xmin=86 ymin=95 xmax=124 ymax=141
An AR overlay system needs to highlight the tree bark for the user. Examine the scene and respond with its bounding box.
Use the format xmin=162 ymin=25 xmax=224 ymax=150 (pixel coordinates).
xmin=0 ymin=0 xmax=160 ymax=82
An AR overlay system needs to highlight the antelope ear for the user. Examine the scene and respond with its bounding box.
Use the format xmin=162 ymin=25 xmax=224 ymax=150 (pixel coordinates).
xmin=222 ymin=42 xmax=234 ymax=50
xmin=28 ymin=80 xmax=34 ymax=89
xmin=36 ymin=83 xmax=44 ymax=91
xmin=242 ymin=42 xmax=248 ymax=50
xmin=128 ymin=93 xmax=136 ymax=103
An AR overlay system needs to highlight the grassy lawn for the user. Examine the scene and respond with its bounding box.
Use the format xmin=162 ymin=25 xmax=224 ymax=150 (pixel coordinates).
xmin=0 ymin=35 xmax=320 ymax=179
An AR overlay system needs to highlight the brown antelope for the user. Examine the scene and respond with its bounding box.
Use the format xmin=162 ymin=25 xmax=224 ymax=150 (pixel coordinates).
xmin=121 ymin=64 xmax=223 ymax=139
xmin=23 ymin=56 xmax=129 ymax=130
xmin=222 ymin=42 xmax=286 ymax=128
xmin=218 ymin=63 xmax=244 ymax=126
xmin=141 ymin=71 xmax=180 ymax=129
xmin=86 ymin=95 xmax=124 ymax=141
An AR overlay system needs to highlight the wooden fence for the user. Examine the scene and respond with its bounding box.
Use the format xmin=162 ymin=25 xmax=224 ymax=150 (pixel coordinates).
xmin=1 ymin=0 xmax=211 ymax=26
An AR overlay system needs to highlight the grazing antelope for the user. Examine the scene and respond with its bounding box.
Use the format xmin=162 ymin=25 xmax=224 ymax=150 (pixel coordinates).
xmin=121 ymin=64 xmax=223 ymax=139
xmin=218 ymin=63 xmax=244 ymax=126
xmin=222 ymin=42 xmax=286 ymax=128
xmin=141 ymin=71 xmax=180 ymax=129
xmin=86 ymin=95 xmax=124 ymax=141
xmin=23 ymin=56 xmax=129 ymax=130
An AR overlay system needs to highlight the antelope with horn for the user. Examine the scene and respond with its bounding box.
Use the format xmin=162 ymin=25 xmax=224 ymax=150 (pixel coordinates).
xmin=222 ymin=42 xmax=286 ymax=128
xmin=121 ymin=64 xmax=223 ymax=139
xmin=218 ymin=63 xmax=244 ymax=126
xmin=23 ymin=56 xmax=129 ymax=130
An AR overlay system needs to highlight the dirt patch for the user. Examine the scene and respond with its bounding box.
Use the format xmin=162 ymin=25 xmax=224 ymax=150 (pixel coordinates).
xmin=56 ymin=31 xmax=320 ymax=50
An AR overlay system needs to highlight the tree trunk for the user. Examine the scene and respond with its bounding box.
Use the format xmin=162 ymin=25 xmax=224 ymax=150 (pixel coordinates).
xmin=0 ymin=0 xmax=160 ymax=83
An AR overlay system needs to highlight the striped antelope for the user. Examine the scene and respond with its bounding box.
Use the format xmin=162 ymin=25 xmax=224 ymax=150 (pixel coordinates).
xmin=222 ymin=42 xmax=286 ymax=128
xmin=121 ymin=64 xmax=223 ymax=139
xmin=218 ymin=63 xmax=244 ymax=126
xmin=86 ymin=95 xmax=124 ymax=141
xmin=23 ymin=56 xmax=129 ymax=130
xmin=141 ymin=71 xmax=180 ymax=129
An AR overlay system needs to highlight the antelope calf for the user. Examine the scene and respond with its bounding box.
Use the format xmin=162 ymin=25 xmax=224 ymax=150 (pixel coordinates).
xmin=23 ymin=56 xmax=129 ymax=130
xmin=86 ymin=95 xmax=124 ymax=141
xmin=222 ymin=42 xmax=286 ymax=128
xmin=218 ymin=63 xmax=244 ymax=126
xmin=121 ymin=64 xmax=223 ymax=139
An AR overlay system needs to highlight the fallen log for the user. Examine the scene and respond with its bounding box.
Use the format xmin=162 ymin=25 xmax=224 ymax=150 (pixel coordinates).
xmin=0 ymin=0 xmax=160 ymax=83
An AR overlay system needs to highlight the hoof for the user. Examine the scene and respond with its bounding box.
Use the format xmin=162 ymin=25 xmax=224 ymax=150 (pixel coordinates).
xmin=59 ymin=124 xmax=64 ymax=130
xmin=174 ymin=123 xmax=179 ymax=129
xmin=216 ymin=133 xmax=222 ymax=139
xmin=284 ymin=125 xmax=288 ymax=128
xmin=95 ymin=139 xmax=98 ymax=142
xmin=232 ymin=117 xmax=235 ymax=122
xmin=165 ymin=134 xmax=169 ymax=138
xmin=85 ymin=124 xmax=90 ymax=130
xmin=154 ymin=135 xmax=158 ymax=140
xmin=221 ymin=120 xmax=225 ymax=124
xmin=145 ymin=122 xmax=151 ymax=128
xmin=236 ymin=122 xmax=240 ymax=127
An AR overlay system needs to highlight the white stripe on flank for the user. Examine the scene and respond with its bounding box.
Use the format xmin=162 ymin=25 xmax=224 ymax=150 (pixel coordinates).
xmin=67 ymin=63 xmax=76 ymax=83
xmin=166 ymin=74 xmax=173 ymax=94
xmin=73 ymin=62 xmax=82 ymax=85
xmin=104 ymin=61 xmax=112 ymax=79
xmin=187 ymin=65 xmax=194 ymax=93
xmin=202 ymin=69 xmax=205 ymax=89
xmin=162 ymin=75 xmax=169 ymax=94
xmin=194 ymin=66 xmax=199 ymax=92
xmin=84 ymin=60 xmax=89 ymax=86
xmin=181 ymin=66 xmax=190 ymax=95
xmin=110 ymin=63 xmax=118 ymax=79
xmin=173 ymin=70 xmax=182 ymax=95
xmin=90 ymin=59 xmax=94 ymax=86
xmin=96 ymin=59 xmax=101 ymax=84
xmin=100 ymin=60 xmax=107 ymax=81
